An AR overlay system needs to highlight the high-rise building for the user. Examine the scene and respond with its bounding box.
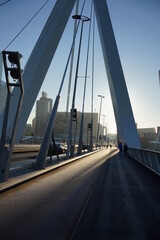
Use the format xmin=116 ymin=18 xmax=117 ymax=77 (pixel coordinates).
xmin=0 ymin=53 xmax=2 ymax=80
xmin=0 ymin=53 xmax=7 ymax=116
xmin=35 ymin=91 xmax=53 ymax=137
xmin=0 ymin=80 xmax=7 ymax=116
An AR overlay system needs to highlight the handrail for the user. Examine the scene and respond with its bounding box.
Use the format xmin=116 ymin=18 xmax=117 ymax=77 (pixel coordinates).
xmin=128 ymin=147 xmax=160 ymax=176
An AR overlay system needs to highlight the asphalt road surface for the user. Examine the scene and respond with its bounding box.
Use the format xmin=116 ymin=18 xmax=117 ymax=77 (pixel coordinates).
xmin=0 ymin=149 xmax=160 ymax=240
xmin=0 ymin=149 xmax=115 ymax=240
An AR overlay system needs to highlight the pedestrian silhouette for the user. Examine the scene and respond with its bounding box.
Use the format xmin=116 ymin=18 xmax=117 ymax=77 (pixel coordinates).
xmin=124 ymin=143 xmax=128 ymax=157
xmin=118 ymin=141 xmax=123 ymax=156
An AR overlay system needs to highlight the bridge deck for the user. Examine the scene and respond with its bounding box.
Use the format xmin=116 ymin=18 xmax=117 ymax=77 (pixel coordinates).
xmin=0 ymin=150 xmax=160 ymax=240
xmin=72 ymin=153 xmax=160 ymax=240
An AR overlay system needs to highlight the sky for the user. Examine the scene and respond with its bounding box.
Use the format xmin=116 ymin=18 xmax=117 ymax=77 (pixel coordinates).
xmin=0 ymin=0 xmax=160 ymax=134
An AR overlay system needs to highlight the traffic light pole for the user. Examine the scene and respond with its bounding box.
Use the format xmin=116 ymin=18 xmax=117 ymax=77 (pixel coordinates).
xmin=0 ymin=51 xmax=24 ymax=182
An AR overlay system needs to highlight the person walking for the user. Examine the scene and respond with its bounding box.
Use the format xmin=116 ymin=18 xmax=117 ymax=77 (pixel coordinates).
xmin=118 ymin=141 xmax=123 ymax=156
xmin=124 ymin=143 xmax=128 ymax=157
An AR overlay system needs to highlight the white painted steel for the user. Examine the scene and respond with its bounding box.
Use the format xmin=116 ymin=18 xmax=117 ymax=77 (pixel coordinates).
xmin=36 ymin=95 xmax=60 ymax=169
xmin=148 ymin=153 xmax=152 ymax=168
xmin=0 ymin=0 xmax=141 ymax=150
xmin=0 ymin=53 xmax=2 ymax=80
xmin=128 ymin=148 xmax=160 ymax=175
xmin=94 ymin=0 xmax=140 ymax=148
xmin=155 ymin=154 xmax=160 ymax=172
xmin=142 ymin=151 xmax=146 ymax=164
xmin=0 ymin=0 xmax=76 ymax=142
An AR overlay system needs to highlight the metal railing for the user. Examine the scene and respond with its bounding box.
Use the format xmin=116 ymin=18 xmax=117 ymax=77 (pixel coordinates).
xmin=128 ymin=147 xmax=160 ymax=176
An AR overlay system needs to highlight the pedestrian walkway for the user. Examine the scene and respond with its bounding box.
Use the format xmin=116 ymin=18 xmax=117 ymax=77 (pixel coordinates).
xmin=72 ymin=152 xmax=160 ymax=240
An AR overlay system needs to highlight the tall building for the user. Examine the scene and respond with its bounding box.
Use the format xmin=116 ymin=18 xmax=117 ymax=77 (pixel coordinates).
xmin=0 ymin=52 xmax=2 ymax=80
xmin=35 ymin=92 xmax=53 ymax=137
xmin=0 ymin=54 xmax=7 ymax=116
xmin=0 ymin=80 xmax=7 ymax=116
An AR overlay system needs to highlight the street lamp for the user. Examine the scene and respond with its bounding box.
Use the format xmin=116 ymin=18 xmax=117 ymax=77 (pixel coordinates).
xmin=89 ymin=12 xmax=95 ymax=153
xmin=96 ymin=94 xmax=105 ymax=148
xmin=87 ymin=123 xmax=92 ymax=150
xmin=67 ymin=14 xmax=90 ymax=159
xmin=102 ymin=114 xmax=106 ymax=145
xmin=72 ymin=14 xmax=90 ymax=22
xmin=77 ymin=17 xmax=91 ymax=156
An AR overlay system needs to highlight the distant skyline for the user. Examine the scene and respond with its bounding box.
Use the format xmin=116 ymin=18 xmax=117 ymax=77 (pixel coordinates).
xmin=0 ymin=0 xmax=160 ymax=134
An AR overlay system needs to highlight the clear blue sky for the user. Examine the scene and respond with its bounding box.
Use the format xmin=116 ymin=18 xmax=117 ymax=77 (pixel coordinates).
xmin=0 ymin=0 xmax=160 ymax=134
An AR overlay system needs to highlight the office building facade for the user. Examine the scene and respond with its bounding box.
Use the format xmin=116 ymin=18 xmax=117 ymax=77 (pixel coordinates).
xmin=35 ymin=92 xmax=53 ymax=137
xmin=54 ymin=111 xmax=100 ymax=145
xmin=0 ymin=80 xmax=7 ymax=116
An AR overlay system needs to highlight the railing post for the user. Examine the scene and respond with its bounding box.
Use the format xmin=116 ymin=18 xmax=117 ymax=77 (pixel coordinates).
xmin=128 ymin=147 xmax=160 ymax=175
xmin=155 ymin=153 xmax=160 ymax=173
xmin=147 ymin=153 xmax=153 ymax=169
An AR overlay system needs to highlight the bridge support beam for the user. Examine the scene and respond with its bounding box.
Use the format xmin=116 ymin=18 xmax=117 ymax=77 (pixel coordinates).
xmin=94 ymin=0 xmax=141 ymax=148
xmin=0 ymin=0 xmax=76 ymax=142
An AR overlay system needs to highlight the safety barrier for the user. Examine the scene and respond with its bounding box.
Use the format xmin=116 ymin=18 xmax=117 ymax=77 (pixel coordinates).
xmin=128 ymin=147 xmax=160 ymax=176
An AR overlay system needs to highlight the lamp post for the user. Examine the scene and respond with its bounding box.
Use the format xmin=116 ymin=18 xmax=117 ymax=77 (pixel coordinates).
xmin=64 ymin=0 xmax=79 ymax=145
xmin=102 ymin=114 xmax=106 ymax=145
xmin=77 ymin=15 xmax=91 ymax=156
xmin=96 ymin=94 xmax=105 ymax=148
xmin=67 ymin=14 xmax=90 ymax=159
xmin=89 ymin=11 xmax=95 ymax=153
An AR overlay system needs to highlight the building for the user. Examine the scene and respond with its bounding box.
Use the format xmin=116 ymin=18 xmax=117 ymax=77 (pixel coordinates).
xmin=157 ymin=126 xmax=160 ymax=135
xmin=32 ymin=117 xmax=36 ymax=134
xmin=53 ymin=111 xmax=99 ymax=145
xmin=35 ymin=92 xmax=53 ymax=137
xmin=0 ymin=55 xmax=7 ymax=116
xmin=29 ymin=90 xmax=102 ymax=145
xmin=23 ymin=124 xmax=32 ymax=136
xmin=0 ymin=80 xmax=7 ymax=116
xmin=137 ymin=128 xmax=157 ymax=149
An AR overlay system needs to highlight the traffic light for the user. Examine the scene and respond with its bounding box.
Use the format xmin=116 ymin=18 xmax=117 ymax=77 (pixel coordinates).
xmin=8 ymin=52 xmax=23 ymax=80
xmin=0 ymin=51 xmax=24 ymax=182
xmin=10 ymin=68 xmax=23 ymax=80
xmin=8 ymin=52 xmax=22 ymax=65
xmin=88 ymin=123 xmax=92 ymax=130
xmin=3 ymin=51 xmax=23 ymax=81
xmin=73 ymin=108 xmax=77 ymax=121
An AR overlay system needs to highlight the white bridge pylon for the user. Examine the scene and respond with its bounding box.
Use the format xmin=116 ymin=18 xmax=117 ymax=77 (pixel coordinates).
xmin=94 ymin=0 xmax=140 ymax=147
xmin=0 ymin=0 xmax=140 ymax=148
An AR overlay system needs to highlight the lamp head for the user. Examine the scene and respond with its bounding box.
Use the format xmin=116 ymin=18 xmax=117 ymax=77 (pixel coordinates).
xmin=98 ymin=94 xmax=105 ymax=98
xmin=72 ymin=14 xmax=81 ymax=20
xmin=72 ymin=15 xmax=90 ymax=22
